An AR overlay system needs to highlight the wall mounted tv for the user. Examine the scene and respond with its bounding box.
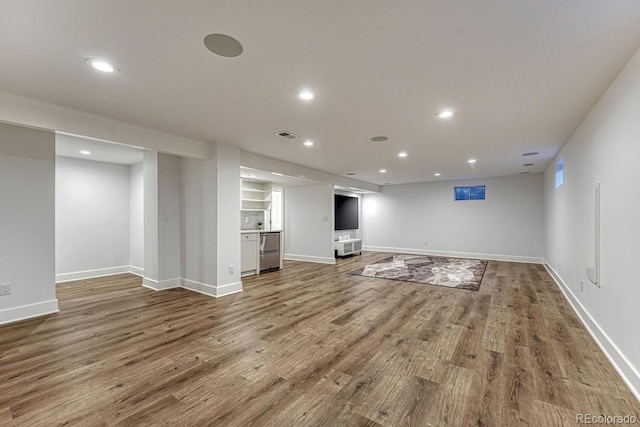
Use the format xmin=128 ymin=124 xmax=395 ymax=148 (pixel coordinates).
xmin=335 ymin=194 xmax=358 ymax=230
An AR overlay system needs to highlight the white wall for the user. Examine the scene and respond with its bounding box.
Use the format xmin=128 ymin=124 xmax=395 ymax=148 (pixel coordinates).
xmin=143 ymin=151 xmax=159 ymax=286
xmin=180 ymin=157 xmax=211 ymax=287
xmin=142 ymin=152 xmax=182 ymax=290
xmin=157 ymin=153 xmax=181 ymax=285
xmin=214 ymin=143 xmax=242 ymax=291
xmin=55 ymin=156 xmax=130 ymax=281
xmin=362 ymin=175 xmax=544 ymax=262
xmin=129 ymin=162 xmax=144 ymax=274
xmin=0 ymin=122 xmax=57 ymax=324
xmin=544 ymin=47 xmax=640 ymax=398
xmin=180 ymin=142 xmax=242 ymax=297
xmin=284 ymin=184 xmax=335 ymax=264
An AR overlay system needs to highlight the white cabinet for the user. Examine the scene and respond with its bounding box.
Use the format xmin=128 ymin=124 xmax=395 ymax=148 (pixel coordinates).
xmin=334 ymin=239 xmax=362 ymax=257
xmin=241 ymin=180 xmax=272 ymax=211
xmin=241 ymin=233 xmax=258 ymax=275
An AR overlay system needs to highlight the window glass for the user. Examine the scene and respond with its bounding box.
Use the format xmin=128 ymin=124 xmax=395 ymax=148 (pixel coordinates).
xmin=469 ymin=186 xmax=485 ymax=200
xmin=455 ymin=187 xmax=470 ymax=200
xmin=555 ymin=157 xmax=564 ymax=188
xmin=454 ymin=185 xmax=485 ymax=201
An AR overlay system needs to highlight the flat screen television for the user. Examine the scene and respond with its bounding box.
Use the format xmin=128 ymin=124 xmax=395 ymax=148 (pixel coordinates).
xmin=335 ymin=194 xmax=358 ymax=230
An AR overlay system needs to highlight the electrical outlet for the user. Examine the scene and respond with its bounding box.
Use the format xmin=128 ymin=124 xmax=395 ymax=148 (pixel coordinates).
xmin=424 ymin=241 xmax=429 ymax=246
xmin=580 ymin=280 xmax=584 ymax=292
xmin=0 ymin=283 xmax=11 ymax=296
xmin=228 ymin=265 xmax=235 ymax=274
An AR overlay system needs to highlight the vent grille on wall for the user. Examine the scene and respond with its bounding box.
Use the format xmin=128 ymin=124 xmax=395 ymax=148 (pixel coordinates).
xmin=276 ymin=131 xmax=298 ymax=140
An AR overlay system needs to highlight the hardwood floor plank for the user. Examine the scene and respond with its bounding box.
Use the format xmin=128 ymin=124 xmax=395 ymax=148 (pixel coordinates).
xmin=461 ymin=349 xmax=504 ymax=427
xmin=0 ymin=252 xmax=636 ymax=426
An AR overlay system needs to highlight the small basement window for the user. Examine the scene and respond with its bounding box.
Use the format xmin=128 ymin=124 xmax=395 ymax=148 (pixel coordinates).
xmin=555 ymin=157 xmax=564 ymax=188
xmin=454 ymin=185 xmax=485 ymax=201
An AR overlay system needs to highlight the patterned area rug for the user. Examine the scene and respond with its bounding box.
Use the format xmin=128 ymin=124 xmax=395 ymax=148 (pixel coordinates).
xmin=349 ymin=254 xmax=488 ymax=291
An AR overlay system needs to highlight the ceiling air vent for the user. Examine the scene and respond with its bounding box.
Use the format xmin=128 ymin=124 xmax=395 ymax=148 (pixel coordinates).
xmin=276 ymin=131 xmax=298 ymax=140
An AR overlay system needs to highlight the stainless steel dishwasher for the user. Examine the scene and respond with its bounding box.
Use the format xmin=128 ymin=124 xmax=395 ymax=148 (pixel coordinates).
xmin=259 ymin=232 xmax=280 ymax=272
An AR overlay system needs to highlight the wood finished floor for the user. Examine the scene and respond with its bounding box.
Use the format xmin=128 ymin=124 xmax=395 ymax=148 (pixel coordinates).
xmin=0 ymin=252 xmax=638 ymax=426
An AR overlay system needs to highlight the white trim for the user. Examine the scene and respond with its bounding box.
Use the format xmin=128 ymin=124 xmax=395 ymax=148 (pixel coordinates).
xmin=142 ymin=277 xmax=181 ymax=291
xmin=214 ymin=281 xmax=243 ymax=297
xmin=362 ymin=246 xmax=543 ymax=264
xmin=129 ymin=266 xmax=144 ymax=277
xmin=142 ymin=277 xmax=159 ymax=290
xmin=543 ymin=260 xmax=640 ymax=402
xmin=283 ymin=254 xmax=337 ymax=265
xmin=181 ymin=279 xmax=243 ymax=298
xmin=56 ymin=266 xmax=131 ymax=283
xmin=0 ymin=299 xmax=59 ymax=326
xmin=181 ymin=279 xmax=218 ymax=297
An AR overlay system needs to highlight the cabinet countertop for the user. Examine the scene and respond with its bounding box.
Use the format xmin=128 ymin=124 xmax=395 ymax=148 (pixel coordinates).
xmin=241 ymin=230 xmax=282 ymax=234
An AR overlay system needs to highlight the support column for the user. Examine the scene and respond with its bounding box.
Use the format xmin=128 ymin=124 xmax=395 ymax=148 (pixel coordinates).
xmin=143 ymin=151 xmax=181 ymax=290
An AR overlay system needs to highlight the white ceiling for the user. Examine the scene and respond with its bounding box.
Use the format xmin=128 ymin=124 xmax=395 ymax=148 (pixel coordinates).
xmin=2 ymin=1 xmax=640 ymax=185
xmin=56 ymin=133 xmax=144 ymax=165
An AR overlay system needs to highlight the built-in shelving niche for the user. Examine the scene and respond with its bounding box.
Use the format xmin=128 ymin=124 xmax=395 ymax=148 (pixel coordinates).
xmin=241 ymin=180 xmax=272 ymax=211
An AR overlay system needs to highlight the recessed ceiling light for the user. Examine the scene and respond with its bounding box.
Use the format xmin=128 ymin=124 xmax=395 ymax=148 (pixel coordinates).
xmin=523 ymin=163 xmax=534 ymax=167
xmin=522 ymin=152 xmax=539 ymax=157
xmin=345 ymin=172 xmax=356 ymax=176
xmin=434 ymin=173 xmax=441 ymax=177
xmin=247 ymin=174 xmax=258 ymax=178
xmin=398 ymin=151 xmax=408 ymax=158
xmin=85 ymin=58 xmax=117 ymax=73
xmin=272 ymin=172 xmax=284 ymax=176
xmin=437 ymin=110 xmax=454 ymax=119
xmin=370 ymin=136 xmax=389 ymax=143
xmin=303 ymin=140 xmax=314 ymax=147
xmin=203 ymin=33 xmax=244 ymax=57
xmin=299 ymin=91 xmax=314 ymax=100
xmin=79 ymin=150 xmax=91 ymax=155
xmin=379 ymin=169 xmax=387 ymax=173
xmin=467 ymin=159 xmax=477 ymax=164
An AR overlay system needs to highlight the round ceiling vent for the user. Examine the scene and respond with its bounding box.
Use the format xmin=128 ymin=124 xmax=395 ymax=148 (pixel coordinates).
xmin=370 ymin=136 xmax=389 ymax=143
xmin=204 ymin=33 xmax=243 ymax=57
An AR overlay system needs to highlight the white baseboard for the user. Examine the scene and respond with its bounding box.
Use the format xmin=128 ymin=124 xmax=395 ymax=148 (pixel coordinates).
xmin=362 ymin=246 xmax=543 ymax=264
xmin=142 ymin=277 xmax=181 ymax=291
xmin=56 ymin=267 xmax=243 ymax=297
xmin=0 ymin=299 xmax=59 ymax=326
xmin=129 ymin=266 xmax=144 ymax=277
xmin=543 ymin=260 xmax=640 ymax=402
xmin=215 ymin=281 xmax=243 ymax=297
xmin=283 ymin=254 xmax=337 ymax=265
xmin=181 ymin=279 xmax=243 ymax=298
xmin=56 ymin=265 xmax=131 ymax=283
